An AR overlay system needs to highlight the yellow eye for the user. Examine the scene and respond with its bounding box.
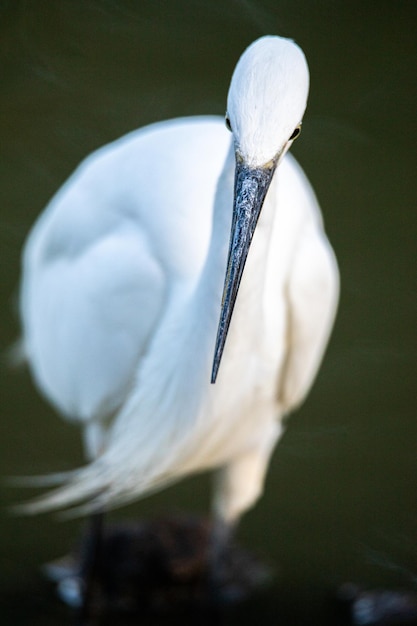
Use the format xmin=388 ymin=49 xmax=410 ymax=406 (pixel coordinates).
xmin=289 ymin=125 xmax=302 ymax=141
xmin=225 ymin=114 xmax=232 ymax=132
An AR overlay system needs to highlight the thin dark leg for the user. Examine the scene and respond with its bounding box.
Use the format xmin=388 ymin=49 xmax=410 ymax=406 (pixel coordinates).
xmin=76 ymin=511 xmax=104 ymax=626
xmin=210 ymin=518 xmax=234 ymax=570
xmin=208 ymin=517 xmax=236 ymax=602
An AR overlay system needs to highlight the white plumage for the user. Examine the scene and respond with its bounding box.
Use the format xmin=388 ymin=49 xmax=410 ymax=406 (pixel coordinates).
xmin=20 ymin=36 xmax=339 ymax=524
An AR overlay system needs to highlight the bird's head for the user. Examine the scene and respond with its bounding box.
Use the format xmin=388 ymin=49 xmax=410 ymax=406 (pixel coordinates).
xmin=226 ymin=35 xmax=309 ymax=168
xmin=211 ymin=36 xmax=310 ymax=383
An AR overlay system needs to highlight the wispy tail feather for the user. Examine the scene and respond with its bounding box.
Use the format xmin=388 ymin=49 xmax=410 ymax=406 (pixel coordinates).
xmin=13 ymin=466 xmax=109 ymax=516
xmin=12 ymin=459 xmax=182 ymax=519
xmin=6 ymin=470 xmax=77 ymax=488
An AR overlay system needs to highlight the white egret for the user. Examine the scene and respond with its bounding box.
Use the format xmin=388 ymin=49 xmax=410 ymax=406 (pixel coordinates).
xmin=19 ymin=36 xmax=339 ymax=537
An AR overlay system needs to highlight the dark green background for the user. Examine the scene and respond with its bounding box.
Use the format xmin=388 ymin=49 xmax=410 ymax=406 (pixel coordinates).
xmin=1 ymin=1 xmax=416 ymax=624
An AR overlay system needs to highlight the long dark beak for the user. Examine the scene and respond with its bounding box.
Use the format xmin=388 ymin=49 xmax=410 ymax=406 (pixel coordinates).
xmin=211 ymin=156 xmax=277 ymax=383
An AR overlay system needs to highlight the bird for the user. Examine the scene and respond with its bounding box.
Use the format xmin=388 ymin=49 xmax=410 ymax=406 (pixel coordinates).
xmin=19 ymin=35 xmax=339 ymax=544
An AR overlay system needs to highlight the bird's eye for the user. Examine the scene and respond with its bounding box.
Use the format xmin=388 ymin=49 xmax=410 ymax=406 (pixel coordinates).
xmin=225 ymin=114 xmax=232 ymax=132
xmin=289 ymin=125 xmax=301 ymax=141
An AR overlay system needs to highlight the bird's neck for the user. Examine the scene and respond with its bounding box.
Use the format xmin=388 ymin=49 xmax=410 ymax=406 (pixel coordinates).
xmin=108 ymin=146 xmax=279 ymax=489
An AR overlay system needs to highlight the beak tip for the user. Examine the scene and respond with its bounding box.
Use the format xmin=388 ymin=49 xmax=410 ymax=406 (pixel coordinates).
xmin=210 ymin=360 xmax=219 ymax=384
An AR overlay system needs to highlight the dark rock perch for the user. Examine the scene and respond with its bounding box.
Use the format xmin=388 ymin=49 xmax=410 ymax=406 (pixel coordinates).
xmin=44 ymin=513 xmax=271 ymax=620
xmin=336 ymin=583 xmax=417 ymax=625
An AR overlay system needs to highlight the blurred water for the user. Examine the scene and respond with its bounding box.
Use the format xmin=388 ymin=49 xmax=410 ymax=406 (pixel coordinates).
xmin=1 ymin=1 xmax=416 ymax=624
